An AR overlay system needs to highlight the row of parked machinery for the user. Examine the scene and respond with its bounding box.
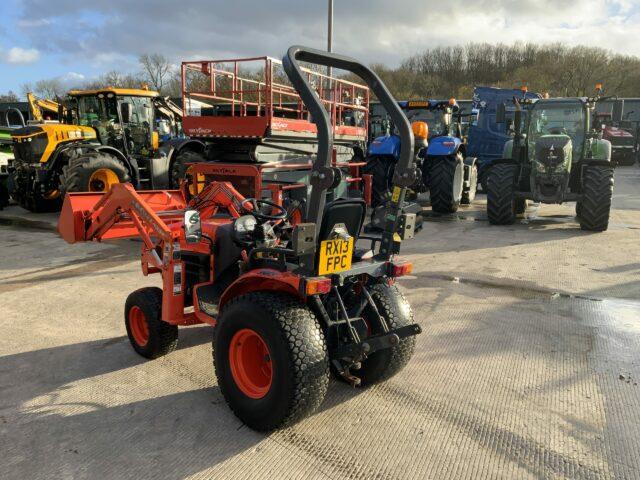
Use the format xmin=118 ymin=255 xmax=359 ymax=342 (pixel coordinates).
xmin=366 ymin=84 xmax=630 ymax=231
xmin=3 ymin=59 xmax=631 ymax=235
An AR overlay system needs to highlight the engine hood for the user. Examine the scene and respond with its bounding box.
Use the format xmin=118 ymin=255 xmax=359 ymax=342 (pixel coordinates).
xmin=602 ymin=126 xmax=633 ymax=139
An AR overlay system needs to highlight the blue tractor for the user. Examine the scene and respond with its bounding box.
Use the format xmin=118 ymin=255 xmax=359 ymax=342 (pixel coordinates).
xmin=365 ymin=99 xmax=478 ymax=213
xmin=466 ymin=86 xmax=542 ymax=192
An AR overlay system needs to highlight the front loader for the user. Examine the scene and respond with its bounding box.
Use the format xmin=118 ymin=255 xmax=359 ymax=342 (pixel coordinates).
xmin=58 ymin=46 xmax=421 ymax=431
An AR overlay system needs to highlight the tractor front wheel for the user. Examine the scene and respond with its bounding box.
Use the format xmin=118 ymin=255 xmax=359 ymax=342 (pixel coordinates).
xmin=363 ymin=156 xmax=395 ymax=208
xmin=354 ymin=283 xmax=416 ymax=386
xmin=487 ymin=164 xmax=518 ymax=225
xmin=426 ymin=153 xmax=464 ymax=213
xmin=579 ymin=165 xmax=614 ymax=231
xmin=61 ymin=152 xmax=130 ymax=194
xmin=124 ymin=287 xmax=178 ymax=359
xmin=214 ymin=292 xmax=329 ymax=431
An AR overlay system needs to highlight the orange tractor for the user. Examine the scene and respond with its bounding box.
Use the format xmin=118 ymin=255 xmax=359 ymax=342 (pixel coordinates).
xmin=58 ymin=46 xmax=421 ymax=430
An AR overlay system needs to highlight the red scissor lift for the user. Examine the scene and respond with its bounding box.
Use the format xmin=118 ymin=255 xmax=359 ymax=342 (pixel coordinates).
xmin=176 ymin=56 xmax=373 ymax=218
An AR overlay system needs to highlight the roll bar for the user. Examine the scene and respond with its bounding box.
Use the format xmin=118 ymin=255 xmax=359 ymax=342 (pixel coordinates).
xmin=283 ymin=46 xmax=416 ymax=258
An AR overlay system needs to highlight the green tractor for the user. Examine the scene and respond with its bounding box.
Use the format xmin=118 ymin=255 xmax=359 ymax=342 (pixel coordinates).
xmin=487 ymin=89 xmax=616 ymax=231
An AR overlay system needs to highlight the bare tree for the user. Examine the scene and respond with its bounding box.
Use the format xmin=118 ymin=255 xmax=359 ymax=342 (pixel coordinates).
xmin=0 ymin=91 xmax=19 ymax=102
xmin=139 ymin=54 xmax=174 ymax=94
xmin=21 ymin=78 xmax=65 ymax=100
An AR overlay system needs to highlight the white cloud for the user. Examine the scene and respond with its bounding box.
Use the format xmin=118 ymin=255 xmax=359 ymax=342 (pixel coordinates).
xmin=3 ymin=46 xmax=40 ymax=64
xmin=11 ymin=0 xmax=640 ymax=68
xmin=62 ymin=71 xmax=85 ymax=81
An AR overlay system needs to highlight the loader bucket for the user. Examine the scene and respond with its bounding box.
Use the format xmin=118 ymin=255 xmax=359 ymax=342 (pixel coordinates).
xmin=58 ymin=188 xmax=186 ymax=243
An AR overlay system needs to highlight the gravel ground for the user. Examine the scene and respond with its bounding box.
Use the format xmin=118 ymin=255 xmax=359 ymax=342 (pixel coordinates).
xmin=1 ymin=166 xmax=639 ymax=480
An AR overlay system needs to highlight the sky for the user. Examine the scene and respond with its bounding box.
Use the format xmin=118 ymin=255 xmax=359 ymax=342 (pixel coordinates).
xmin=1 ymin=0 xmax=640 ymax=97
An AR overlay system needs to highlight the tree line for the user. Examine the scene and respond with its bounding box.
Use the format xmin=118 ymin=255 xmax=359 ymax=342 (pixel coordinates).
xmin=4 ymin=43 xmax=640 ymax=103
xmin=368 ymin=43 xmax=640 ymax=99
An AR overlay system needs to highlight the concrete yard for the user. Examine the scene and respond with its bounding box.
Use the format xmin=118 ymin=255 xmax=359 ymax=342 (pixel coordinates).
xmin=1 ymin=167 xmax=639 ymax=480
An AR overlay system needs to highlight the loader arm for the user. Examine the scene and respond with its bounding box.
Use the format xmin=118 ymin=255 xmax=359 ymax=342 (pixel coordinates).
xmin=58 ymin=184 xmax=187 ymax=269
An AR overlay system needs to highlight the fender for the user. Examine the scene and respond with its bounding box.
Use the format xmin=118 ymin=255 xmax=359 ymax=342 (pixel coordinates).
xmin=93 ymin=145 xmax=140 ymax=186
xmin=218 ymin=268 xmax=304 ymax=311
xmin=426 ymin=136 xmax=462 ymax=157
xmin=367 ymin=134 xmax=400 ymax=158
xmin=463 ymin=156 xmax=476 ymax=167
xmin=586 ymin=138 xmax=612 ymax=162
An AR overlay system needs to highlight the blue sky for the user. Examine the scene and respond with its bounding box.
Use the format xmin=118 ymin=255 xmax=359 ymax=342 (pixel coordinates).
xmin=1 ymin=0 xmax=640 ymax=98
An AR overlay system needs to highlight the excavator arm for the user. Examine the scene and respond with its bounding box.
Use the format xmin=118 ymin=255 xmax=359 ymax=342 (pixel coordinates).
xmin=27 ymin=92 xmax=63 ymax=122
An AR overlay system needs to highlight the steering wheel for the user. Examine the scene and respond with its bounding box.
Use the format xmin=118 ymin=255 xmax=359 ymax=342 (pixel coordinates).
xmin=241 ymin=198 xmax=287 ymax=221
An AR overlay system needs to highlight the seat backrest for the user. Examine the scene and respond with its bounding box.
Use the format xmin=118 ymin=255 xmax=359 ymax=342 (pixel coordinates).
xmin=317 ymin=198 xmax=366 ymax=242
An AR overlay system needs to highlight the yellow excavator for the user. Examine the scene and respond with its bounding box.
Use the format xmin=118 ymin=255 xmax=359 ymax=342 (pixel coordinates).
xmin=9 ymin=88 xmax=185 ymax=212
xmin=26 ymin=92 xmax=64 ymax=122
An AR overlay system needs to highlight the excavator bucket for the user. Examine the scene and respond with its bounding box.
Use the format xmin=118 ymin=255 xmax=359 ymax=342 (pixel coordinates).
xmin=58 ymin=186 xmax=186 ymax=243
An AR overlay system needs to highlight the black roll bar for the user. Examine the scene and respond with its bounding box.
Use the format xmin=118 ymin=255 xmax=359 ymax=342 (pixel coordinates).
xmin=283 ymin=45 xmax=416 ymax=260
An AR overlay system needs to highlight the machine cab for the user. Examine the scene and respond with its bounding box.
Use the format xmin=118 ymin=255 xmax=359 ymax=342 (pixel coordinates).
xmin=68 ymin=88 xmax=160 ymax=156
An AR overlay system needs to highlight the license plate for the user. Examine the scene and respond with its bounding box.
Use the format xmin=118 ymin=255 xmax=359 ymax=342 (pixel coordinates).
xmin=318 ymin=238 xmax=354 ymax=275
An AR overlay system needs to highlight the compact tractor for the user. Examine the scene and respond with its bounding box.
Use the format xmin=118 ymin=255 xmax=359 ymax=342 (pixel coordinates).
xmin=487 ymin=87 xmax=615 ymax=231
xmin=594 ymin=100 xmax=637 ymax=166
xmin=58 ymin=46 xmax=422 ymax=431
xmin=168 ymin=55 xmax=371 ymax=223
xmin=9 ymin=88 xmax=183 ymax=212
xmin=366 ymin=99 xmax=477 ymax=213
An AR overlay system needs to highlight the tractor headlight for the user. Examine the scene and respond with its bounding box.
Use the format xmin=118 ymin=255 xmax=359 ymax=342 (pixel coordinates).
xmin=234 ymin=215 xmax=257 ymax=234
xmin=232 ymin=215 xmax=258 ymax=246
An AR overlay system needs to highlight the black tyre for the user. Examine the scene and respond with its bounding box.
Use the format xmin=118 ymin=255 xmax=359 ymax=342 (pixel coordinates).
xmin=579 ymin=165 xmax=614 ymax=231
xmin=461 ymin=162 xmax=478 ymax=205
xmin=61 ymin=152 xmax=130 ymax=194
xmin=363 ymin=156 xmax=395 ymax=208
xmin=427 ymin=153 xmax=464 ymax=213
xmin=19 ymin=190 xmax=62 ymax=212
xmin=515 ymin=198 xmax=527 ymax=215
xmin=170 ymin=150 xmax=206 ymax=188
xmin=487 ymin=164 xmax=518 ymax=225
xmin=353 ymin=283 xmax=416 ymax=386
xmin=0 ymin=181 xmax=8 ymax=209
xmin=575 ymin=201 xmax=583 ymax=219
xmin=214 ymin=292 xmax=329 ymax=431
xmin=124 ymin=287 xmax=178 ymax=359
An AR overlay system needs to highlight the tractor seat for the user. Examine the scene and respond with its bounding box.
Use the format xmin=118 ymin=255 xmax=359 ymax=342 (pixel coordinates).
xmin=318 ymin=198 xmax=370 ymax=260
xmin=318 ymin=198 xmax=366 ymax=241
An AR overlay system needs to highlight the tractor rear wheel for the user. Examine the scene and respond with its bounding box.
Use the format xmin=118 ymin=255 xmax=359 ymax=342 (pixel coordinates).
xmin=579 ymin=165 xmax=614 ymax=231
xmin=352 ymin=283 xmax=416 ymax=386
xmin=427 ymin=153 xmax=464 ymax=213
xmin=124 ymin=287 xmax=178 ymax=359
xmin=487 ymin=164 xmax=518 ymax=225
xmin=214 ymin=292 xmax=329 ymax=431
xmin=170 ymin=150 xmax=206 ymax=188
xmin=61 ymin=152 xmax=130 ymax=194
xmin=363 ymin=156 xmax=395 ymax=208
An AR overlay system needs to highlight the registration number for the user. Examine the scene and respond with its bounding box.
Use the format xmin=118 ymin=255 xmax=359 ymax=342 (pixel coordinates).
xmin=318 ymin=238 xmax=354 ymax=275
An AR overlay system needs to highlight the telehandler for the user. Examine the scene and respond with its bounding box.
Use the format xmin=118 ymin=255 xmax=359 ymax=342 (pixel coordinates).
xmin=58 ymin=46 xmax=422 ymax=431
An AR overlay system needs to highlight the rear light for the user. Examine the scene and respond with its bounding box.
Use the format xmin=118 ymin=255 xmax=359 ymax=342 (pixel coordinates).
xmin=442 ymin=141 xmax=455 ymax=147
xmin=305 ymin=277 xmax=332 ymax=295
xmin=389 ymin=261 xmax=413 ymax=277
